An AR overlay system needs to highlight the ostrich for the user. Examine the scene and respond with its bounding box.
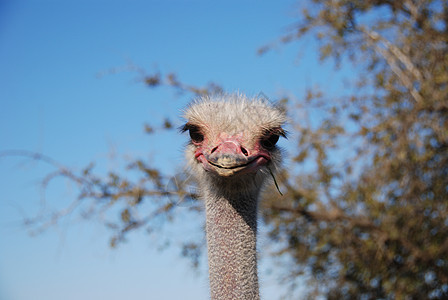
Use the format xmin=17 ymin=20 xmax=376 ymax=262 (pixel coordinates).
xmin=182 ymin=93 xmax=286 ymax=299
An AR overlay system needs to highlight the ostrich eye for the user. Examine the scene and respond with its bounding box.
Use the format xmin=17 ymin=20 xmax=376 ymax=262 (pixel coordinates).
xmin=189 ymin=127 xmax=204 ymax=143
xmin=260 ymin=134 xmax=279 ymax=150
xmin=180 ymin=123 xmax=204 ymax=144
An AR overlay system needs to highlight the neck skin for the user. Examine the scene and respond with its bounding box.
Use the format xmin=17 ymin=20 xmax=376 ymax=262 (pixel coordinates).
xmin=204 ymin=183 xmax=260 ymax=300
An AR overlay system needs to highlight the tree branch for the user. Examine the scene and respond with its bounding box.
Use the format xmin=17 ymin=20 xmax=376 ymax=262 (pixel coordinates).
xmin=361 ymin=28 xmax=424 ymax=103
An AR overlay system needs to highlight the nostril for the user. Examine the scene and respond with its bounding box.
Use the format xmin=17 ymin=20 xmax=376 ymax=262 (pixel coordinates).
xmin=240 ymin=146 xmax=249 ymax=156
xmin=211 ymin=146 xmax=219 ymax=154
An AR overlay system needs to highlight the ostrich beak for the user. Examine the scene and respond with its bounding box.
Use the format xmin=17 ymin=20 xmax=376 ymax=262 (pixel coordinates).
xmin=199 ymin=139 xmax=271 ymax=177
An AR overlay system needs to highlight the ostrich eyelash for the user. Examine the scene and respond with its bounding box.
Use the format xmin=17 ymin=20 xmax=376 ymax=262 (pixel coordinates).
xmin=179 ymin=123 xmax=197 ymax=133
xmin=263 ymin=127 xmax=288 ymax=139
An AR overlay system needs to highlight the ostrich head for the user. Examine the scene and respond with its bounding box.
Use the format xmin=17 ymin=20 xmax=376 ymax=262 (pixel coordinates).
xmin=182 ymin=93 xmax=286 ymax=194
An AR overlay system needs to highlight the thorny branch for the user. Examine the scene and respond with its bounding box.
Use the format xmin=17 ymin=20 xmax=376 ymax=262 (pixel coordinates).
xmin=0 ymin=150 xmax=201 ymax=244
xmin=96 ymin=60 xmax=223 ymax=97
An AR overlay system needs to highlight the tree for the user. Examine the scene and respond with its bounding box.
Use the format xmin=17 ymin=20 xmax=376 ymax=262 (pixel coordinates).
xmin=5 ymin=1 xmax=447 ymax=299
xmin=260 ymin=0 xmax=448 ymax=298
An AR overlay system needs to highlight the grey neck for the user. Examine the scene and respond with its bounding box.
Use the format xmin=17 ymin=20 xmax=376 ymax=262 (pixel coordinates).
xmin=204 ymin=186 xmax=260 ymax=300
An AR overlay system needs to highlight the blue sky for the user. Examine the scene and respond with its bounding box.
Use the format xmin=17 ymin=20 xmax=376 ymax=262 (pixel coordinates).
xmin=0 ymin=1 xmax=346 ymax=299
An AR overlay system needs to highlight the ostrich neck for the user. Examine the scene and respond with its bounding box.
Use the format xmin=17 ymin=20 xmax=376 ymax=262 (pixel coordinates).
xmin=205 ymin=187 xmax=260 ymax=300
